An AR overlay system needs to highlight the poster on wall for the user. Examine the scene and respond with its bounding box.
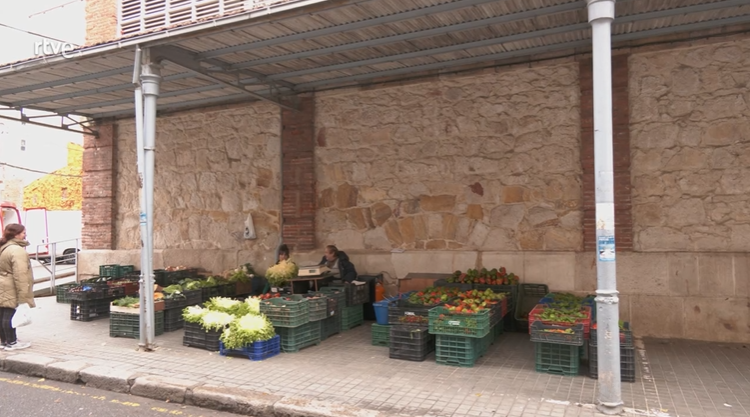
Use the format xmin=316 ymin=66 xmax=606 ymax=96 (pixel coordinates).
xmin=597 ymin=236 xmax=615 ymax=262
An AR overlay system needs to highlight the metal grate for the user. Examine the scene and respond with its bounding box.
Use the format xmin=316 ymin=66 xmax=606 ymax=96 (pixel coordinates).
xmin=119 ymin=0 xmax=261 ymax=36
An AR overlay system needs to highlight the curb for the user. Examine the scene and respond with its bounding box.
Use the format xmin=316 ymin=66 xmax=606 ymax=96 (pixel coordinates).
xmin=0 ymin=352 xmax=396 ymax=417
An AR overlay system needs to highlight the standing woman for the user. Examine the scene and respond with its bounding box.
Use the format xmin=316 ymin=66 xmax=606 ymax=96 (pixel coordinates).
xmin=0 ymin=224 xmax=35 ymax=351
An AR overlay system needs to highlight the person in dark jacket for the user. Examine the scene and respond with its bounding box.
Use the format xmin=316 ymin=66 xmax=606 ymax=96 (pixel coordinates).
xmin=319 ymin=245 xmax=357 ymax=283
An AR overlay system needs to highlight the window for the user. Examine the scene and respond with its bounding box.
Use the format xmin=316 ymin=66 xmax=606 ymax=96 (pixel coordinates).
xmin=119 ymin=0 xmax=248 ymax=36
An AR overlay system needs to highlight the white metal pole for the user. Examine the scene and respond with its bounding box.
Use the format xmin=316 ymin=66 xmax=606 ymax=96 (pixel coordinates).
xmin=140 ymin=48 xmax=161 ymax=348
xmin=586 ymin=0 xmax=622 ymax=414
xmin=132 ymin=46 xmax=149 ymax=349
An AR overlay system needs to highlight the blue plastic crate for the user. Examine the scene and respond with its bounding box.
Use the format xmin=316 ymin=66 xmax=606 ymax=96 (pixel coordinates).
xmin=219 ymin=335 xmax=280 ymax=361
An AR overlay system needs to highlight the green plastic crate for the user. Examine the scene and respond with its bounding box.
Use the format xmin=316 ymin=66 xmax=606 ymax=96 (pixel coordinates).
xmin=534 ymin=342 xmax=580 ymax=377
xmin=493 ymin=322 xmax=505 ymax=341
xmin=260 ymin=297 xmax=309 ymax=328
xmin=109 ymin=311 xmax=164 ymax=338
xmin=342 ymin=305 xmax=364 ymax=330
xmin=435 ymin=334 xmax=481 ymax=367
xmin=372 ymin=323 xmax=391 ymax=347
xmin=275 ymin=321 xmax=321 ymax=353
xmin=56 ymin=283 xmax=78 ymax=303
xmin=99 ymin=264 xmax=123 ymax=278
xmin=291 ymin=294 xmax=328 ymax=321
xmin=428 ymin=307 xmax=491 ymax=338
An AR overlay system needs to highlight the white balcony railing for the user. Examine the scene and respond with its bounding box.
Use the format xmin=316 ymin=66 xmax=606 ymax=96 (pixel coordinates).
xmin=119 ymin=0 xmax=281 ymax=36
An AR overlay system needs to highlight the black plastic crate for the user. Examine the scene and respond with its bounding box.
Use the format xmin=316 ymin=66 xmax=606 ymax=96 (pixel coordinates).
xmin=68 ymin=284 xmax=125 ymax=301
xmin=530 ymin=322 xmax=585 ymax=346
xmin=387 ymin=298 xmax=438 ymax=327
xmin=56 ymin=283 xmax=78 ymax=303
xmin=70 ymin=298 xmax=112 ymax=322
xmin=183 ymin=289 xmax=202 ymax=306
xmin=514 ymin=283 xmax=549 ymax=333
xmin=110 ymin=311 xmax=164 ymax=338
xmin=433 ymin=279 xmax=472 ymax=291
xmin=389 ymin=326 xmax=434 ymax=362
xmin=590 ymin=322 xmax=633 ymax=348
xmin=589 ymin=343 xmax=636 ymax=383
xmin=328 ymin=282 xmax=368 ymax=306
xmin=163 ymin=307 xmax=184 ymax=332
xmin=163 ymin=295 xmax=188 ymax=310
xmin=183 ymin=321 xmax=223 ymax=351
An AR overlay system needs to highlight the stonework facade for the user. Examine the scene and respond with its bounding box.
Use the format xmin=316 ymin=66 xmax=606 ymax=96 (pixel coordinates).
xmin=315 ymin=64 xmax=583 ymax=253
xmin=110 ymin=103 xmax=282 ymax=272
xmin=630 ymin=37 xmax=750 ymax=252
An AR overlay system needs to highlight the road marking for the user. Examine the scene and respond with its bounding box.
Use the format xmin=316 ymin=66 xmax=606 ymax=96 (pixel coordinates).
xmin=0 ymin=376 xmax=201 ymax=416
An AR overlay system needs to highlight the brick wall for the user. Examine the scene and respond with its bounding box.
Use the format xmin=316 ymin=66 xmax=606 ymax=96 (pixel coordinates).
xmin=580 ymin=54 xmax=633 ymax=252
xmin=82 ymin=124 xmax=116 ymax=249
xmin=85 ymin=0 xmax=118 ymax=45
xmin=281 ymin=97 xmax=316 ymax=251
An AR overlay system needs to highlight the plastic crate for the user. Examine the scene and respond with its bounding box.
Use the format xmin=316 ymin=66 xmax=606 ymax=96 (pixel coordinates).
xmin=276 ymin=321 xmax=321 ymax=353
xmin=387 ymin=298 xmax=440 ymax=326
xmin=588 ymin=342 xmax=636 ymax=383
xmin=298 ymin=294 xmax=328 ymax=321
xmin=320 ymin=314 xmax=340 ymax=340
xmin=371 ymin=323 xmax=391 ymax=347
xmin=534 ymin=342 xmax=580 ymax=377
xmin=514 ymin=284 xmax=549 ymax=332
xmin=529 ymin=305 xmax=592 ymax=338
xmin=106 ymin=279 xmax=139 ymax=296
xmin=260 ymin=297 xmax=309 ymax=328
xmin=428 ymin=307 xmax=491 ymax=338
xmin=109 ymin=311 xmax=164 ymax=338
xmin=163 ymin=307 xmax=184 ymax=332
xmin=590 ymin=322 xmax=633 ymax=347
xmin=435 ymin=334 xmax=481 ymax=367
xmin=493 ymin=322 xmax=505 ymax=341
xmin=182 ymin=321 xmax=223 ymax=351
xmin=56 ymin=283 xmax=78 ymax=303
xmin=342 ymin=304 xmax=364 ymax=330
xmin=70 ymin=298 xmax=112 ymax=322
xmin=68 ymin=284 xmax=125 ymax=301
xmin=474 ymin=284 xmax=518 ymax=310
xmin=530 ymin=322 xmax=585 ymax=346
xmin=99 ymin=264 xmax=123 ymax=278
xmin=488 ymin=297 xmax=509 ymax=327
xmin=389 ymin=326 xmax=434 ymax=362
xmin=219 ymin=335 xmax=281 ymax=361
xmin=183 ymin=289 xmax=202 ymax=306
xmin=163 ymin=294 xmax=189 ymax=310
xmin=327 ymin=282 xmax=368 ymax=306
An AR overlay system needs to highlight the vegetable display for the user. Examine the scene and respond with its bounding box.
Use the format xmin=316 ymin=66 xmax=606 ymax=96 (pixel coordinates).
xmin=447 ymin=267 xmax=519 ymax=285
xmin=220 ymin=314 xmax=275 ymax=350
xmin=204 ymin=297 xmax=251 ymax=316
xmin=182 ymin=296 xmax=277 ymax=349
xmin=265 ymin=259 xmax=299 ymax=287
xmin=407 ymin=286 xmax=461 ymax=305
xmin=225 ymin=263 xmax=254 ymax=283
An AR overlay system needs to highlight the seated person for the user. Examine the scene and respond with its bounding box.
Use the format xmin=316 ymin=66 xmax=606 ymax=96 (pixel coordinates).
xmin=319 ymin=245 xmax=357 ymax=283
xmin=277 ymin=244 xmax=290 ymax=263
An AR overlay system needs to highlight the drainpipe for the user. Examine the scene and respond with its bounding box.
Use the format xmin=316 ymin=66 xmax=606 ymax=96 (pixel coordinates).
xmin=140 ymin=48 xmax=162 ymax=349
xmin=132 ymin=47 xmax=148 ymax=349
xmin=586 ymin=0 xmax=622 ymax=414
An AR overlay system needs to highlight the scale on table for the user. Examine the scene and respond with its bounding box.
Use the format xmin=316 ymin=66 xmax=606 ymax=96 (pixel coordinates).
xmin=298 ymin=264 xmax=331 ymax=277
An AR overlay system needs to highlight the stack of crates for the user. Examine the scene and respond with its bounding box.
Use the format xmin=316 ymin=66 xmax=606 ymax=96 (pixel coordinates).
xmin=183 ymin=321 xmax=222 ymax=351
xmin=313 ymin=289 xmax=343 ymax=340
xmin=514 ymin=284 xmax=549 ymax=333
xmin=435 ymin=332 xmax=493 ymax=367
xmin=68 ymin=283 xmax=126 ymax=322
xmin=162 ymin=290 xmax=201 ymax=332
xmin=589 ymin=322 xmax=635 ymax=382
xmin=428 ymin=306 xmax=494 ymax=368
xmin=389 ymin=326 xmax=434 ymax=361
xmin=261 ymin=297 xmax=319 ymax=353
xmin=326 ymin=282 xmax=367 ymax=331
xmin=371 ymin=323 xmax=391 ymax=347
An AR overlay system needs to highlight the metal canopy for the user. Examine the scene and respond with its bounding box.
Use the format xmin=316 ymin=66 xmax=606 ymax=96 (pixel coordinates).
xmin=0 ymin=0 xmax=748 ymax=120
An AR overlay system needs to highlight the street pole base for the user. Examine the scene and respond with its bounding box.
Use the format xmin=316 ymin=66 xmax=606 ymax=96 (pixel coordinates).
xmin=597 ymin=401 xmax=623 ymax=415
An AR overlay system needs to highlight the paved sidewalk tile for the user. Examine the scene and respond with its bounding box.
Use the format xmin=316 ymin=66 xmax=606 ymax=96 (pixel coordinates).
xmin=1 ymin=297 xmax=746 ymax=417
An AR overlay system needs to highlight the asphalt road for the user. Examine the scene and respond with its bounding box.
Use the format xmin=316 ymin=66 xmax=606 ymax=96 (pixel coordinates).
xmin=0 ymin=371 xmax=242 ymax=417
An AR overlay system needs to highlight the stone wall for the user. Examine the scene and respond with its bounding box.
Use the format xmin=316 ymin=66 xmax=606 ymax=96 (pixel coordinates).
xmin=111 ymin=103 xmax=282 ymax=273
xmin=630 ymin=37 xmax=750 ymax=252
xmin=314 ymin=63 xmax=583 ymax=253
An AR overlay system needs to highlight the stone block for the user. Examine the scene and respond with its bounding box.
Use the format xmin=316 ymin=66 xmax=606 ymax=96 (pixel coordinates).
xmin=131 ymin=375 xmax=201 ymax=403
xmin=78 ymin=249 xmax=149 ymax=276
xmin=697 ymin=253 xmax=735 ymax=297
xmin=629 ymin=295 xmax=684 ymax=339
xmin=466 ymin=204 xmax=483 ymax=220
xmin=79 ymin=365 xmax=138 ymax=393
xmin=667 ymin=253 xmax=698 ymax=296
xmin=574 ymin=252 xmax=597 ymax=292
xmin=522 ymin=252 xmax=576 ymax=291
xmin=187 ymin=384 xmax=280 ymax=417
xmin=683 ymin=297 xmax=750 ymax=343
xmin=734 ymin=254 xmax=749 ymax=298
xmin=45 ymin=360 xmax=90 ymax=384
xmin=616 ymin=252 xmax=670 ymax=296
xmin=419 ymin=195 xmax=456 ymax=212
xmin=390 ymin=251 xmax=478 ymax=278
xmin=3 ymin=354 xmax=56 ymax=378
xmin=370 ymin=202 xmax=392 ymax=226
xmin=336 ymin=183 xmax=358 ymax=209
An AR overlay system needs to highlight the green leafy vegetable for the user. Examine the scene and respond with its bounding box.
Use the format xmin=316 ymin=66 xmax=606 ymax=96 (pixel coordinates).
xmin=183 ymin=305 xmax=209 ymax=323
xmin=265 ymin=259 xmax=298 ymax=287
xmin=220 ymin=314 xmax=275 ymax=350
xmin=199 ymin=311 xmax=235 ymax=331
xmin=204 ymin=297 xmax=251 ymax=316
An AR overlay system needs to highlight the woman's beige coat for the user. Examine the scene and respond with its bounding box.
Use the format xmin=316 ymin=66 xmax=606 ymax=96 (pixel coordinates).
xmin=0 ymin=239 xmax=36 ymax=309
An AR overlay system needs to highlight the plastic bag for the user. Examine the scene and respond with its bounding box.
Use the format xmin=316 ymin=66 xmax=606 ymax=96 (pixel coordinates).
xmin=11 ymin=303 xmax=32 ymax=328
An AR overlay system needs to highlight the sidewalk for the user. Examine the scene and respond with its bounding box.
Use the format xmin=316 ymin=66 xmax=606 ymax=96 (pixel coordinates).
xmin=1 ymin=296 xmax=748 ymax=417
